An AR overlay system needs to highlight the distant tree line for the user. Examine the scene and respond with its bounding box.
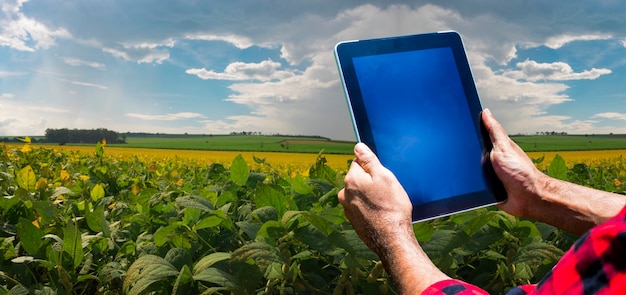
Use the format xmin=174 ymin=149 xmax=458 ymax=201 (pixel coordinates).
xmin=44 ymin=128 xmax=126 ymax=145
xmin=535 ymin=131 xmax=568 ymax=136
xmin=228 ymin=131 xmax=331 ymax=140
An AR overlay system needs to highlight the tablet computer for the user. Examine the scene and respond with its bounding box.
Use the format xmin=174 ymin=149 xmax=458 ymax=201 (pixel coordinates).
xmin=335 ymin=31 xmax=507 ymax=222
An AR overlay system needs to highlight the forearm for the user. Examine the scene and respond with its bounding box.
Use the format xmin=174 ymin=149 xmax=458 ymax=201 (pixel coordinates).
xmin=375 ymin=221 xmax=450 ymax=294
xmin=525 ymin=173 xmax=626 ymax=235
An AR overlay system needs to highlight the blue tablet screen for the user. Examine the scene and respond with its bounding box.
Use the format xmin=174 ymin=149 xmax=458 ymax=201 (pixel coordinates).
xmin=351 ymin=47 xmax=486 ymax=206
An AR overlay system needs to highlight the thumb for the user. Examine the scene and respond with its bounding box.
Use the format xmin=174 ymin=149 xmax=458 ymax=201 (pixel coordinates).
xmin=354 ymin=143 xmax=382 ymax=174
xmin=481 ymin=108 xmax=508 ymax=146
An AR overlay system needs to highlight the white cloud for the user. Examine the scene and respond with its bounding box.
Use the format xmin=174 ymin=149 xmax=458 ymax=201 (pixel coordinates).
xmin=126 ymin=112 xmax=205 ymax=121
xmin=542 ymin=33 xmax=613 ymax=49
xmin=102 ymin=46 xmax=170 ymax=64
xmin=592 ymin=112 xmax=626 ymax=121
xmin=0 ymin=0 xmax=71 ymax=51
xmin=60 ymin=79 xmax=108 ymax=90
xmin=61 ymin=57 xmax=105 ymax=69
xmin=186 ymin=59 xmax=295 ymax=82
xmin=184 ymin=33 xmax=262 ymax=49
xmin=503 ymin=59 xmax=612 ymax=81
xmin=100 ymin=39 xmax=174 ymax=64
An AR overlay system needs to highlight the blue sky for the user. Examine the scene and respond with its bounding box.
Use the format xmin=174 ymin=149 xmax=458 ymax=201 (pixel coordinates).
xmin=1 ymin=1 xmax=626 ymax=140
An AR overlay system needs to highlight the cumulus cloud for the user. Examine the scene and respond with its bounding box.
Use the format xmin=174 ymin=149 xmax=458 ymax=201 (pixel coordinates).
xmin=4 ymin=1 xmax=626 ymax=138
xmin=186 ymin=59 xmax=295 ymax=82
xmin=0 ymin=0 xmax=71 ymax=51
xmin=503 ymin=60 xmax=612 ymax=82
xmin=126 ymin=112 xmax=205 ymax=121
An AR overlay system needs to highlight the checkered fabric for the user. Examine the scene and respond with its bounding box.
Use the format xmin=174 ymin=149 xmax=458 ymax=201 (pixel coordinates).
xmin=422 ymin=205 xmax=626 ymax=294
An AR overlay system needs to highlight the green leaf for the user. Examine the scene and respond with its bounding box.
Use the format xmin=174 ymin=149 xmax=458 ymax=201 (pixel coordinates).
xmin=462 ymin=210 xmax=499 ymax=236
xmin=16 ymin=165 xmax=36 ymax=191
xmin=0 ymin=195 xmax=22 ymax=214
xmin=194 ymin=267 xmax=239 ymax=288
xmin=172 ymin=265 xmax=194 ymax=295
xmin=514 ymin=241 xmax=563 ymax=264
xmin=253 ymin=206 xmax=278 ymax=223
xmin=257 ymin=220 xmax=286 ymax=240
xmin=165 ymin=248 xmax=192 ymax=270
xmin=230 ymin=154 xmax=249 ymax=186
xmin=63 ymin=220 xmax=84 ymax=269
xmin=290 ymin=174 xmax=313 ymax=194
xmin=194 ymin=212 xmax=225 ymax=230
xmin=154 ymin=224 xmax=179 ymax=247
xmin=85 ymin=205 xmax=110 ymax=237
xmin=183 ymin=207 xmax=201 ymax=226
xmin=96 ymin=141 xmax=104 ymax=157
xmin=193 ymin=252 xmax=231 ymax=274
xmin=300 ymin=211 xmax=335 ymax=236
xmin=8 ymin=284 xmax=30 ymax=295
xmin=231 ymin=241 xmax=283 ymax=268
xmin=90 ymin=184 xmax=105 ymax=201
xmin=329 ymin=229 xmax=378 ymax=260
xmin=16 ymin=217 xmax=44 ymax=255
xmin=176 ymin=195 xmax=215 ymax=212
xmin=124 ymin=255 xmax=179 ymax=295
xmin=413 ymin=221 xmax=435 ymax=242
xmin=548 ymin=154 xmax=567 ymax=180
xmin=308 ymin=155 xmax=337 ymax=184
xmin=512 ymin=220 xmax=542 ymax=239
xmin=253 ymin=184 xmax=289 ymax=218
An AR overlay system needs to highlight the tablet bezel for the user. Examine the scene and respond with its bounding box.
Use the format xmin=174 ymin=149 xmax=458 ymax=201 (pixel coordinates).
xmin=335 ymin=31 xmax=507 ymax=222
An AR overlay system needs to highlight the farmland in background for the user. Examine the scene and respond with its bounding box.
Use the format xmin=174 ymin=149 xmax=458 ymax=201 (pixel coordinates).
xmin=512 ymin=134 xmax=626 ymax=152
xmin=117 ymin=135 xmax=356 ymax=155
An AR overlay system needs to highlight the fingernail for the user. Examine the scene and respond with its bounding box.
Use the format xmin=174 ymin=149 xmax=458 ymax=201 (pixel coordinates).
xmin=355 ymin=142 xmax=372 ymax=155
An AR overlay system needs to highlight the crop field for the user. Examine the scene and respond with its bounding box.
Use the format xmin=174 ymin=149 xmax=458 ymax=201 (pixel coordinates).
xmin=512 ymin=134 xmax=626 ymax=152
xmin=116 ymin=135 xmax=356 ymax=155
xmin=2 ymin=140 xmax=626 ymax=294
xmin=48 ymin=145 xmax=355 ymax=175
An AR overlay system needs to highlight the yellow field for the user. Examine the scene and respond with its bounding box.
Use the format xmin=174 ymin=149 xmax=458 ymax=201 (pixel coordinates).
xmin=9 ymin=144 xmax=354 ymax=174
xmin=526 ymin=149 xmax=626 ymax=170
xmin=9 ymin=144 xmax=626 ymax=173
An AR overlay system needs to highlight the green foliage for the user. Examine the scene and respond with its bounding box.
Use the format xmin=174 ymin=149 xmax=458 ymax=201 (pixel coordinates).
xmin=0 ymin=144 xmax=618 ymax=294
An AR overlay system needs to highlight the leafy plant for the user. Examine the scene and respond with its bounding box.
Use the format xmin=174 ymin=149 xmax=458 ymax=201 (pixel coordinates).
xmin=0 ymin=143 xmax=611 ymax=294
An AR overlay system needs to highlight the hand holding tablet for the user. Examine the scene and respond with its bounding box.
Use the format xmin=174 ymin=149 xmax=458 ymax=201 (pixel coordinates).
xmin=335 ymin=31 xmax=507 ymax=222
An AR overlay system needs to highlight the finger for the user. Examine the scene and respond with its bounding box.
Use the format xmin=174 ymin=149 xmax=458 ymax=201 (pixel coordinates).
xmin=337 ymin=188 xmax=346 ymax=203
xmin=353 ymin=142 xmax=382 ymax=174
xmin=481 ymin=109 xmax=509 ymax=147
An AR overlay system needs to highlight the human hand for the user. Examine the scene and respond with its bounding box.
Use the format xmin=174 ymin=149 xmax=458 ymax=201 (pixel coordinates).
xmin=338 ymin=142 xmax=414 ymax=255
xmin=481 ymin=109 xmax=549 ymax=219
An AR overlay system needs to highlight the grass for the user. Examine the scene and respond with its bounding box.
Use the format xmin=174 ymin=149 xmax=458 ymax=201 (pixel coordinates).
xmin=511 ymin=135 xmax=626 ymax=152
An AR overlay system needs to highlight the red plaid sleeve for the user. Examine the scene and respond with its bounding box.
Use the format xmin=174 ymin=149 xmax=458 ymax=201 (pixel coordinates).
xmin=522 ymin=204 xmax=626 ymax=294
xmin=422 ymin=205 xmax=626 ymax=295
xmin=421 ymin=279 xmax=488 ymax=295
